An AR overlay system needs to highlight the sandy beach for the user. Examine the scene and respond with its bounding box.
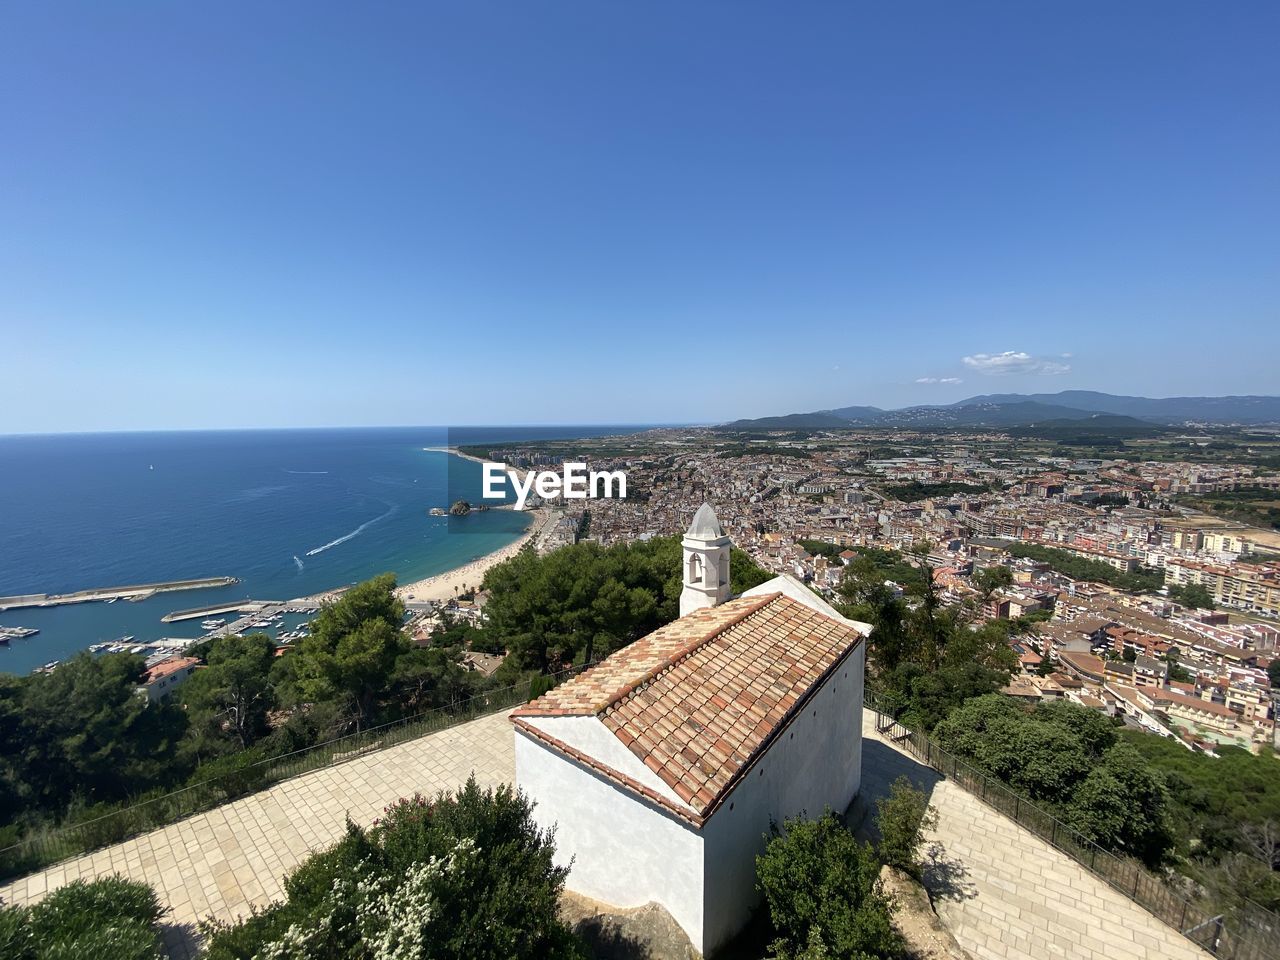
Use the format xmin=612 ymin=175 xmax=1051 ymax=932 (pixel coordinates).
xmin=298 ymin=450 xmax=542 ymax=608
xmin=390 ymin=507 xmax=547 ymax=604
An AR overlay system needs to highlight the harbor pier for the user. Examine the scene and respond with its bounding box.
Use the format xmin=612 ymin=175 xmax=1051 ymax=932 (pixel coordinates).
xmin=0 ymin=577 xmax=240 ymax=613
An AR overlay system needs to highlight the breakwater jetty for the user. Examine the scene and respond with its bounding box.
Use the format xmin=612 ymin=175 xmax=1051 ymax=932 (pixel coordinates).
xmin=161 ymin=600 xmax=264 ymax=623
xmin=0 ymin=576 xmax=239 ymax=613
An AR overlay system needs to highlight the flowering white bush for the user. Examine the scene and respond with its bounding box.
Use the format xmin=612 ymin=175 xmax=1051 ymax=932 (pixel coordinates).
xmin=206 ymin=780 xmax=581 ymax=960
xmin=251 ymin=841 xmax=476 ymax=960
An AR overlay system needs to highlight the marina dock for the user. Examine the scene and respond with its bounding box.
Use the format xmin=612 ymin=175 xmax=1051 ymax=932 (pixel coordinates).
xmin=164 ymin=599 xmax=326 ymax=632
xmin=0 ymin=577 xmax=239 ymax=613
xmin=161 ymin=601 xmax=262 ymax=623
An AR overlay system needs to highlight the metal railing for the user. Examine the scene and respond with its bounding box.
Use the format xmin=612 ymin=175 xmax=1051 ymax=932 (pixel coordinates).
xmin=0 ymin=668 xmax=578 ymax=883
xmin=863 ymin=693 xmax=1280 ymax=960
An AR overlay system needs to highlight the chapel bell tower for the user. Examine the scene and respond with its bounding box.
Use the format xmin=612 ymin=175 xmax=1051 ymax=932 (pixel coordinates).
xmin=680 ymin=502 xmax=732 ymax=617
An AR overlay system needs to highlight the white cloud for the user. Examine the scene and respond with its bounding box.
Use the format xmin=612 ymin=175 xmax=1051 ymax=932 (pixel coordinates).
xmin=961 ymin=351 xmax=1071 ymax=376
xmin=916 ymin=376 xmax=963 ymax=384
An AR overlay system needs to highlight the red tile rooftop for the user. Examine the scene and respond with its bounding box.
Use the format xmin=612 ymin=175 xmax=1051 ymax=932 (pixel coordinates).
xmin=143 ymin=656 xmax=200 ymax=682
xmin=513 ymin=591 xmax=867 ymax=821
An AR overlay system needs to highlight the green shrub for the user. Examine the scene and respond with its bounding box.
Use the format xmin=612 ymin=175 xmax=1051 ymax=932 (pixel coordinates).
xmin=756 ymin=811 xmax=902 ymax=960
xmin=874 ymin=776 xmax=939 ymax=878
xmin=29 ymin=875 xmax=164 ymax=942
xmin=203 ymin=777 xmax=585 ymax=960
xmin=0 ymin=875 xmax=165 ymax=960
xmin=0 ymin=902 xmax=35 ymax=960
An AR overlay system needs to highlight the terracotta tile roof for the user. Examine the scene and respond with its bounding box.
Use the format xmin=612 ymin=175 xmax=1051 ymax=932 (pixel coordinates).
xmin=513 ymin=592 xmax=866 ymax=821
xmin=142 ymin=656 xmax=200 ymax=683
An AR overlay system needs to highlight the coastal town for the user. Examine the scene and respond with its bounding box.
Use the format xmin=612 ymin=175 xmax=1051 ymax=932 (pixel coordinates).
xmin=8 ymin=425 xmax=1278 ymax=761
xmin=5 ymin=3 xmax=1279 ymax=956
xmin=471 ymin=426 xmax=1280 ymax=757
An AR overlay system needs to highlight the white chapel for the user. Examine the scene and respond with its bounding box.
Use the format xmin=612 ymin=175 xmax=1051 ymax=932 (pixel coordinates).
xmin=512 ymin=503 xmax=871 ymax=954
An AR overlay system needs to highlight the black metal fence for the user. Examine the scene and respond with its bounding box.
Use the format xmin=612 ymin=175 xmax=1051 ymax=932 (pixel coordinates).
xmin=864 ymin=694 xmax=1280 ymax=960
xmin=0 ymin=669 xmax=577 ymax=883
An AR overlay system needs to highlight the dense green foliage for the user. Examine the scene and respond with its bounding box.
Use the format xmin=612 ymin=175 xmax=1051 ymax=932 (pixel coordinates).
xmin=756 ymin=812 xmax=903 ymax=960
xmin=0 ymin=652 xmax=189 ymax=827
xmin=478 ymin=537 xmax=770 ymax=674
xmin=202 ymin=778 xmax=584 ymax=960
xmin=0 ymin=875 xmax=165 ymax=960
xmin=0 ymin=574 xmax=481 ymax=873
xmin=717 ymin=444 xmax=811 ymax=460
xmin=0 ymin=540 xmax=765 ymax=874
xmin=1003 ymin=542 xmax=1164 ymax=592
xmin=1120 ymin=731 xmax=1280 ymax=911
xmin=1166 ymin=583 xmax=1216 ymax=610
xmin=874 ymin=776 xmax=938 ymax=879
xmin=799 ymin=539 xmax=845 ymax=560
xmin=880 ymin=480 xmax=992 ymax=502
xmin=836 ymin=545 xmax=1017 ymax=730
xmin=933 ymin=696 xmax=1174 ymax=867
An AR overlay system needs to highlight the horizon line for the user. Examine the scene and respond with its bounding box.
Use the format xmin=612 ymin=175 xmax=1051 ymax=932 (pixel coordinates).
xmin=0 ymin=422 xmax=704 ymax=440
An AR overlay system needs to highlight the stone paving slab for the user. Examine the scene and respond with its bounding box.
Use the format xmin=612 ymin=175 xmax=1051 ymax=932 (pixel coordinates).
xmin=0 ymin=705 xmax=1213 ymax=960
xmin=0 ymin=710 xmax=515 ymax=958
xmin=859 ymin=711 xmax=1212 ymax=960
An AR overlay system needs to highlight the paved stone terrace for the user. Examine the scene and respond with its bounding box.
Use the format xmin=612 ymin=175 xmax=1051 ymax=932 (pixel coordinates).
xmin=0 ymin=710 xmax=515 ymax=958
xmin=0 ymin=706 xmax=1211 ymax=960
xmin=859 ymin=712 xmax=1212 ymax=960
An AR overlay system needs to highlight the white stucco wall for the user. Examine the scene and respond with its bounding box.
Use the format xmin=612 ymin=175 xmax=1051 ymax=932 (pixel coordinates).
xmin=699 ymin=644 xmax=865 ymax=954
xmin=521 ymin=715 xmax=691 ymax=808
xmin=513 ymin=629 xmax=867 ymax=955
xmin=514 ymin=730 xmax=707 ymax=947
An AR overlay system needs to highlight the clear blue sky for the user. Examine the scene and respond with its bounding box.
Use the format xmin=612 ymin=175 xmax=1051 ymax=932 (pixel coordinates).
xmin=2 ymin=2 xmax=1277 ymax=432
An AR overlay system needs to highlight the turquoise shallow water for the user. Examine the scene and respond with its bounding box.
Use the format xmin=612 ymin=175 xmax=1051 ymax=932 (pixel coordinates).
xmin=0 ymin=425 xmax=643 ymax=674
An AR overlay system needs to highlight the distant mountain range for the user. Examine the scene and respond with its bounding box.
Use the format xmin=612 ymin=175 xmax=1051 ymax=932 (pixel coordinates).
xmin=724 ymin=391 xmax=1280 ymax=431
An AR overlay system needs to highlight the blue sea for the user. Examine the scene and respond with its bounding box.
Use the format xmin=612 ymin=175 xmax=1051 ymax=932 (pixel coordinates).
xmin=0 ymin=426 xmax=645 ymax=675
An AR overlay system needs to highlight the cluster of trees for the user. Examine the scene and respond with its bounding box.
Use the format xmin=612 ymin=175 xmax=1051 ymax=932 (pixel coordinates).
xmin=1121 ymin=731 xmax=1280 ymax=912
xmin=2 ymin=540 xmax=769 ymax=867
xmin=833 ymin=540 xmax=1280 ymax=923
xmin=0 ymin=574 xmax=484 ymax=859
xmin=798 ymin=539 xmax=844 ymax=561
xmin=0 ymin=652 xmax=190 ymax=850
xmin=1003 ymin=542 xmax=1164 ymax=593
xmin=880 ymin=480 xmax=993 ymax=502
xmin=1166 ymin=583 xmax=1216 ymax=610
xmin=477 ymin=537 xmax=770 ymax=676
xmin=835 ymin=544 xmax=1018 ymax=730
xmin=933 ymin=696 xmax=1174 ymax=867
xmin=0 ymin=875 xmax=166 ymax=960
xmin=201 ymin=778 xmax=585 ymax=960
xmin=717 ymin=444 xmax=812 ymax=460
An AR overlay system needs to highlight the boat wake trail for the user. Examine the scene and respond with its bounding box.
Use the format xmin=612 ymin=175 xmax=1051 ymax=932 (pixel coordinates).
xmin=306 ymin=505 xmax=397 ymax=557
xmin=293 ymin=555 xmax=304 ymax=572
